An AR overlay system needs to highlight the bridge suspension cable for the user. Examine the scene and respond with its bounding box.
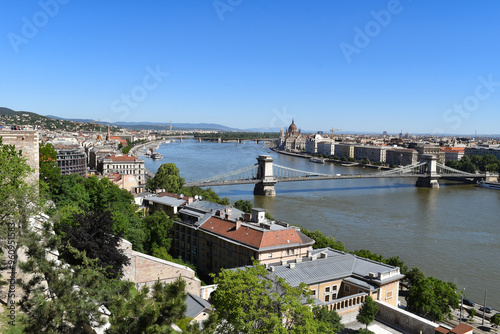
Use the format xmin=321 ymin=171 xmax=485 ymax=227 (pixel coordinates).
xmin=272 ymin=164 xmax=330 ymax=178
xmin=185 ymin=163 xmax=258 ymax=186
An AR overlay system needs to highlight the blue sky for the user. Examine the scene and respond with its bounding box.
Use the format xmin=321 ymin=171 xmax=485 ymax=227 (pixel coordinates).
xmin=1 ymin=1 xmax=500 ymax=134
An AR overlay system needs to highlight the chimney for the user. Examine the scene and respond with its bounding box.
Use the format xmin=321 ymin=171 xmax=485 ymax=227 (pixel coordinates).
xmin=235 ymin=220 xmax=241 ymax=230
xmin=369 ymin=272 xmax=376 ymax=279
xmin=281 ymin=260 xmax=287 ymax=266
xmin=289 ymin=263 xmax=295 ymax=269
xmin=269 ymin=266 xmax=275 ymax=272
xmin=307 ymin=249 xmax=313 ymax=258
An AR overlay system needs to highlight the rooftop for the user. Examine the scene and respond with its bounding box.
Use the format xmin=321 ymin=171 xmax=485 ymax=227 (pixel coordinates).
xmin=268 ymin=248 xmax=403 ymax=288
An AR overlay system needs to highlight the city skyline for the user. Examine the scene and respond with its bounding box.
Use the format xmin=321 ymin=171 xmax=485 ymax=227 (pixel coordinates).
xmin=2 ymin=1 xmax=500 ymax=135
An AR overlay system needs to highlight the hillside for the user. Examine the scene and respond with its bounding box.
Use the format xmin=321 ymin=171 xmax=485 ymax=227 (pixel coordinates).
xmin=0 ymin=107 xmax=111 ymax=132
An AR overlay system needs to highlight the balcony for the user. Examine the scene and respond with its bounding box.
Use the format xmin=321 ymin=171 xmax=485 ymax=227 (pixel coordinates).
xmin=324 ymin=292 xmax=368 ymax=312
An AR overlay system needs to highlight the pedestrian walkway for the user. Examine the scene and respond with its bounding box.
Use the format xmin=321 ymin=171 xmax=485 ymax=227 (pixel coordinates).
xmin=343 ymin=319 xmax=408 ymax=334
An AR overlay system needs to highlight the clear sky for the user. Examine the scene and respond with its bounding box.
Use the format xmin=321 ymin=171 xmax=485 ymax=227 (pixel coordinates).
xmin=1 ymin=1 xmax=500 ymax=135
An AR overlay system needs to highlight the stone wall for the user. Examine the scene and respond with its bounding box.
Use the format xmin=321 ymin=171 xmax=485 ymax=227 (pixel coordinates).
xmin=0 ymin=130 xmax=39 ymax=185
xmin=376 ymin=300 xmax=439 ymax=334
xmin=120 ymin=239 xmax=202 ymax=297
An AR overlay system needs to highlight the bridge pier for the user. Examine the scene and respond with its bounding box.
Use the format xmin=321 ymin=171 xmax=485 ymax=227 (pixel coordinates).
xmin=416 ymin=177 xmax=440 ymax=188
xmin=416 ymin=154 xmax=439 ymax=188
xmin=254 ymin=155 xmax=277 ymax=196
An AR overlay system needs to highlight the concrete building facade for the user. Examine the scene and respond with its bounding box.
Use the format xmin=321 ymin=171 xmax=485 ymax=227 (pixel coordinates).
xmin=98 ymin=154 xmax=146 ymax=185
xmin=0 ymin=130 xmax=40 ymax=185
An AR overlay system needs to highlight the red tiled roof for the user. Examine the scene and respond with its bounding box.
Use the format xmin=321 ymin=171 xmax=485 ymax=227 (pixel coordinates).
xmin=200 ymin=217 xmax=309 ymax=249
xmin=450 ymin=323 xmax=473 ymax=334
xmin=105 ymin=154 xmax=139 ymax=161
xmin=441 ymin=147 xmax=465 ymax=153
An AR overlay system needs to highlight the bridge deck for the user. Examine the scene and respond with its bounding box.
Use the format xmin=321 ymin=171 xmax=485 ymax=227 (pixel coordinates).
xmin=185 ymin=173 xmax=481 ymax=187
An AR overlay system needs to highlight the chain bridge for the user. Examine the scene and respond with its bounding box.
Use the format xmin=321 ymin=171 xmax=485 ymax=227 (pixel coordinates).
xmin=184 ymin=155 xmax=485 ymax=196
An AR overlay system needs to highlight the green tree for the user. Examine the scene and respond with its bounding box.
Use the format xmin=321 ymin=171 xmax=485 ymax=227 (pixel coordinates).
xmin=106 ymin=277 xmax=189 ymax=334
xmin=142 ymin=210 xmax=174 ymax=258
xmin=0 ymin=138 xmax=37 ymax=305
xmin=385 ymin=256 xmax=408 ymax=275
xmin=182 ymin=186 xmax=230 ymax=205
xmin=406 ymin=277 xmax=459 ymax=321
xmin=38 ymin=142 xmax=60 ymax=196
xmin=490 ymin=313 xmax=500 ymax=328
xmin=18 ymin=226 xmax=121 ymax=334
xmin=404 ymin=267 xmax=426 ymax=288
xmin=352 ymin=249 xmax=384 ymax=262
xmin=356 ymin=296 xmax=379 ymax=329
xmin=466 ymin=307 xmax=476 ymax=320
xmin=312 ymin=306 xmax=344 ymax=333
xmin=210 ymin=264 xmax=317 ymax=333
xmin=59 ymin=208 xmax=130 ymax=279
xmin=299 ymin=227 xmax=345 ymax=251
xmin=146 ymin=163 xmax=184 ymax=193
xmin=233 ymin=199 xmax=253 ymax=213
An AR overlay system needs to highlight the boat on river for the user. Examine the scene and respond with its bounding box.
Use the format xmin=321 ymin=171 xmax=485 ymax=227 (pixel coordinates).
xmin=310 ymin=157 xmax=325 ymax=163
xmin=478 ymin=180 xmax=500 ymax=190
xmin=151 ymin=152 xmax=163 ymax=160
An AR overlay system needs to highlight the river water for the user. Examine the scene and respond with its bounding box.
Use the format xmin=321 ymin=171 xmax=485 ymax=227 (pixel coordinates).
xmin=143 ymin=139 xmax=500 ymax=309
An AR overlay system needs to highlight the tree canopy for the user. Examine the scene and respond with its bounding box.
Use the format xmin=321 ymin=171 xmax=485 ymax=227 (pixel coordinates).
xmin=209 ymin=264 xmax=337 ymax=333
xmin=59 ymin=208 xmax=130 ymax=279
xmin=356 ymin=296 xmax=379 ymax=329
xmin=142 ymin=210 xmax=174 ymax=260
xmin=406 ymin=276 xmax=459 ymax=321
xmin=146 ymin=163 xmax=184 ymax=193
xmin=106 ymin=277 xmax=190 ymax=334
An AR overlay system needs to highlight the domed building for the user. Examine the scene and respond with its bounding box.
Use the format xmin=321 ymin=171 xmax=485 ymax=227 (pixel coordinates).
xmin=277 ymin=119 xmax=307 ymax=151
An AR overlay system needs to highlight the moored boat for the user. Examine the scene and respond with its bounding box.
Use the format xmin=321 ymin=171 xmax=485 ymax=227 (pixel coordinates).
xmin=478 ymin=180 xmax=500 ymax=190
xmin=151 ymin=152 xmax=163 ymax=159
xmin=310 ymin=157 xmax=325 ymax=163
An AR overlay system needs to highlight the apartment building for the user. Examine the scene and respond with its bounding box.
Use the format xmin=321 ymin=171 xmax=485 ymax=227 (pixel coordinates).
xmin=385 ymin=148 xmax=418 ymax=166
xmin=171 ymin=204 xmax=314 ymax=279
xmin=98 ymin=154 xmax=146 ymax=185
xmin=353 ymin=145 xmax=387 ymax=163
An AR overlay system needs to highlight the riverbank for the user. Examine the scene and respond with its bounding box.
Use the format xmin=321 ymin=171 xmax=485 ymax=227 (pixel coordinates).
xmin=270 ymin=147 xmax=392 ymax=170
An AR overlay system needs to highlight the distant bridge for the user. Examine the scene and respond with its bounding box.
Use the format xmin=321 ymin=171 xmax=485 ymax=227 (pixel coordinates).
xmin=196 ymin=137 xmax=278 ymax=144
xmin=184 ymin=155 xmax=486 ymax=196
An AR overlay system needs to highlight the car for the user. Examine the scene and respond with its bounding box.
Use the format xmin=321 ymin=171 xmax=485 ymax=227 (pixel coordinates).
xmin=479 ymin=306 xmax=492 ymax=313
xmin=463 ymin=299 xmax=475 ymax=307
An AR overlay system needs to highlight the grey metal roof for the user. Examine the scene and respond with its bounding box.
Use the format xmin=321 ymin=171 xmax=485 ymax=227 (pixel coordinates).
xmin=144 ymin=195 xmax=186 ymax=207
xmin=344 ymin=277 xmax=377 ymax=291
xmin=185 ymin=293 xmax=211 ymax=319
xmin=269 ymin=248 xmax=401 ymax=288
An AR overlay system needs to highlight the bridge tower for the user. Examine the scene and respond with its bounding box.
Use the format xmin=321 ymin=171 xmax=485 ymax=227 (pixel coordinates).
xmin=416 ymin=154 xmax=439 ymax=188
xmin=254 ymin=155 xmax=277 ymax=196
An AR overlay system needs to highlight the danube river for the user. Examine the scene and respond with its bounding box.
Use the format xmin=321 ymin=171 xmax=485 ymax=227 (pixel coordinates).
xmin=143 ymin=139 xmax=500 ymax=309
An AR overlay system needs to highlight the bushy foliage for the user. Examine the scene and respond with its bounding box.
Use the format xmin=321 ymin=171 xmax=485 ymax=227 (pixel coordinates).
xmin=298 ymin=226 xmax=345 ymax=251
xmin=209 ymin=264 xmax=319 ymax=333
xmin=406 ymin=276 xmax=459 ymax=321
xmin=356 ymin=297 xmax=379 ymax=329
xmin=59 ymin=208 xmax=130 ymax=279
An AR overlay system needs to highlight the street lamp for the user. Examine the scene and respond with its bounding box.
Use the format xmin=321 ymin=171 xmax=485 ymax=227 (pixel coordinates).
xmin=459 ymin=288 xmax=465 ymax=323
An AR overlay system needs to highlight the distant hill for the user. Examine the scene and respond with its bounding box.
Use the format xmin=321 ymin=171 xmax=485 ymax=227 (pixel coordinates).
xmin=0 ymin=107 xmax=112 ymax=132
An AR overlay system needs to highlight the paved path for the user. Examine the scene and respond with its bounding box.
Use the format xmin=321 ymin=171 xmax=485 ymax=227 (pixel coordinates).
xmin=342 ymin=319 xmax=409 ymax=334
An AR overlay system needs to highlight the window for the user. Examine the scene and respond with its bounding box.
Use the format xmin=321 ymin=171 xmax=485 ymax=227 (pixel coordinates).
xmin=344 ymin=285 xmax=350 ymax=292
xmin=311 ymin=289 xmax=316 ymax=297
xmin=332 ymin=293 xmax=337 ymax=300
xmin=268 ymin=253 xmax=272 ymax=258
xmin=325 ymin=295 xmax=330 ymax=302
xmin=325 ymin=287 xmax=330 ymax=293
xmin=332 ymin=285 xmax=338 ymax=291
